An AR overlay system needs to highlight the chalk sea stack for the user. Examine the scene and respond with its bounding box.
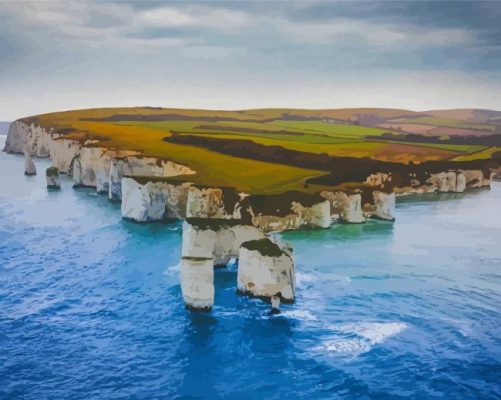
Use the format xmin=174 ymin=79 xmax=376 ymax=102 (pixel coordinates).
xmin=180 ymin=257 xmax=215 ymax=311
xmin=46 ymin=167 xmax=61 ymax=189
xmin=24 ymin=154 xmax=36 ymax=176
xmin=237 ymin=238 xmax=295 ymax=305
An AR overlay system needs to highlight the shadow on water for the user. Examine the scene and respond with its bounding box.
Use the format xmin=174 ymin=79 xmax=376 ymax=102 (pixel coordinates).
xmin=120 ymin=217 xmax=182 ymax=237
xmin=281 ymin=219 xmax=394 ymax=243
xmin=396 ymin=187 xmax=490 ymax=205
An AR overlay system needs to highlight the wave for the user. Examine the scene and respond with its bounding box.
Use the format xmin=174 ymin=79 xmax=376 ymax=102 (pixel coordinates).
xmin=281 ymin=309 xmax=318 ymax=322
xmin=315 ymin=322 xmax=408 ymax=356
xmin=163 ymin=262 xmax=181 ymax=277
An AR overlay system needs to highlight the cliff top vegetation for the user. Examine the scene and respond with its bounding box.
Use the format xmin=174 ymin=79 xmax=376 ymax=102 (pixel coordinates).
xmin=22 ymin=107 xmax=501 ymax=194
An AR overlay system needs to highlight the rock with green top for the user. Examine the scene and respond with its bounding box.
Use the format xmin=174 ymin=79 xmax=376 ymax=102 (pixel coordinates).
xmin=46 ymin=166 xmax=61 ymax=189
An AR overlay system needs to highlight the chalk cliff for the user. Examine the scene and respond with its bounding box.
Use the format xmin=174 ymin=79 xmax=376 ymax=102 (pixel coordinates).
xmin=5 ymin=121 xmax=52 ymax=157
xmin=237 ymin=238 xmax=295 ymax=303
xmin=366 ymin=168 xmax=493 ymax=195
xmin=321 ymin=191 xmax=365 ymax=223
xmin=181 ymin=219 xmax=266 ymax=266
xmin=6 ymin=119 xmax=498 ymax=232
xmin=367 ymin=191 xmax=395 ymax=221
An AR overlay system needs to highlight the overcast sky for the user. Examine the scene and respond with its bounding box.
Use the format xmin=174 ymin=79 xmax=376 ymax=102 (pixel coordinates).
xmin=1 ymin=0 xmax=500 ymax=120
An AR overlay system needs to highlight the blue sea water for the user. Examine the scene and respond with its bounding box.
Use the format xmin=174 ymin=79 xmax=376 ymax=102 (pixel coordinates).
xmin=0 ymin=135 xmax=500 ymax=399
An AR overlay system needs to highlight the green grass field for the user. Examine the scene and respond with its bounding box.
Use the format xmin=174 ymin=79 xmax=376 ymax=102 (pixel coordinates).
xmin=26 ymin=107 xmax=500 ymax=194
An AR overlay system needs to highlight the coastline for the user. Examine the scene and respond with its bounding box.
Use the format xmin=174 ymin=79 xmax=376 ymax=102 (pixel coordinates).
xmin=3 ymin=119 xmax=501 ymax=311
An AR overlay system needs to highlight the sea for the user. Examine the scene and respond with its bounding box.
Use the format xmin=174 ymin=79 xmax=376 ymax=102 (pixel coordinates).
xmin=0 ymin=135 xmax=500 ymax=399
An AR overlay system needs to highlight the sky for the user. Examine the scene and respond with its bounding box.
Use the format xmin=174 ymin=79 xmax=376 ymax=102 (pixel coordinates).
xmin=0 ymin=0 xmax=501 ymax=120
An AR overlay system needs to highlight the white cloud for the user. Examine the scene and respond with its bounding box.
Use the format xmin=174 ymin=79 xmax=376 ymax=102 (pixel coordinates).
xmin=137 ymin=7 xmax=195 ymax=27
xmin=275 ymin=18 xmax=474 ymax=50
xmin=136 ymin=6 xmax=253 ymax=31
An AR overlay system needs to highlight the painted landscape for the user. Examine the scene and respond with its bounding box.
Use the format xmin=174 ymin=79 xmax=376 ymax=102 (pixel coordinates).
xmin=2 ymin=1 xmax=501 ymax=399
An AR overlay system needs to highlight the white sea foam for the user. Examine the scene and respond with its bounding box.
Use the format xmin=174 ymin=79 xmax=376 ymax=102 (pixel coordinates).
xmin=163 ymin=262 xmax=180 ymax=277
xmin=442 ymin=317 xmax=472 ymax=337
xmin=295 ymin=271 xmax=318 ymax=287
xmin=315 ymin=322 xmax=408 ymax=356
xmin=281 ymin=309 xmax=318 ymax=321
xmin=338 ymin=322 xmax=408 ymax=343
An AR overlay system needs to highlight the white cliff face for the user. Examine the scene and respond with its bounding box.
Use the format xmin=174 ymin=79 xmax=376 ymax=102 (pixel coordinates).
xmin=180 ymin=257 xmax=215 ymax=310
xmin=120 ymin=177 xmax=192 ymax=221
xmin=250 ymin=213 xmax=301 ymax=232
xmin=321 ymin=191 xmax=365 ymax=223
xmin=456 ymin=171 xmax=466 ymax=193
xmin=5 ymin=121 xmax=195 ymax=199
xmin=248 ymin=199 xmax=331 ymax=232
xmin=181 ymin=221 xmax=265 ymax=266
xmin=121 ymin=178 xmax=167 ymax=222
xmin=429 ymin=171 xmax=457 ymax=193
xmin=24 ymin=155 xmax=36 ymax=176
xmin=186 ymin=187 xmax=240 ymax=219
xmin=4 ymin=121 xmax=53 ymax=157
xmin=237 ymin=239 xmax=295 ymax=302
xmin=4 ymin=122 xmax=26 ymax=154
xmin=72 ymin=146 xmax=112 ymax=192
xmin=164 ymin=182 xmax=191 ymax=219
xmin=109 ymin=158 xmax=128 ymax=202
xmin=109 ymin=156 xmax=195 ymax=201
xmin=366 ymin=169 xmax=491 ymax=195
xmin=50 ymin=139 xmax=82 ymax=174
xmin=426 ymin=170 xmax=491 ymax=193
xmin=292 ymin=200 xmax=331 ymax=228
xmin=371 ymin=191 xmax=395 ymax=221
xmin=462 ymin=170 xmax=486 ymax=189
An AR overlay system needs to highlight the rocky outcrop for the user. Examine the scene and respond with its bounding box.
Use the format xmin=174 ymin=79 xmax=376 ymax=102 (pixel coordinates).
xmin=462 ymin=169 xmax=488 ymax=189
xmin=186 ymin=187 xmax=241 ymax=219
xmin=247 ymin=198 xmax=331 ymax=231
xmin=24 ymin=154 xmax=36 ymax=176
xmin=50 ymin=138 xmax=82 ymax=174
xmin=368 ymin=191 xmax=395 ymax=221
xmin=367 ymin=168 xmax=492 ymax=195
xmin=121 ymin=178 xmax=170 ymax=222
xmin=120 ymin=181 xmax=332 ymax=230
xmin=179 ymin=220 xmax=294 ymax=310
xmin=428 ymin=171 xmax=458 ymax=193
xmin=237 ymin=238 xmax=295 ymax=303
xmin=5 ymin=121 xmax=52 ymax=157
xmin=71 ymin=146 xmax=112 ymax=192
xmin=321 ymin=191 xmax=365 ymax=223
xmin=181 ymin=219 xmax=266 ymax=266
xmin=180 ymin=257 xmax=215 ymax=311
xmin=120 ymin=177 xmax=191 ymax=222
xmin=365 ymin=172 xmax=392 ymax=188
xmin=4 ymin=120 xmax=195 ymax=198
xmin=178 ymin=219 xmax=265 ymax=310
xmin=109 ymin=155 xmax=195 ymax=201
xmin=46 ymin=167 xmax=61 ymax=189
